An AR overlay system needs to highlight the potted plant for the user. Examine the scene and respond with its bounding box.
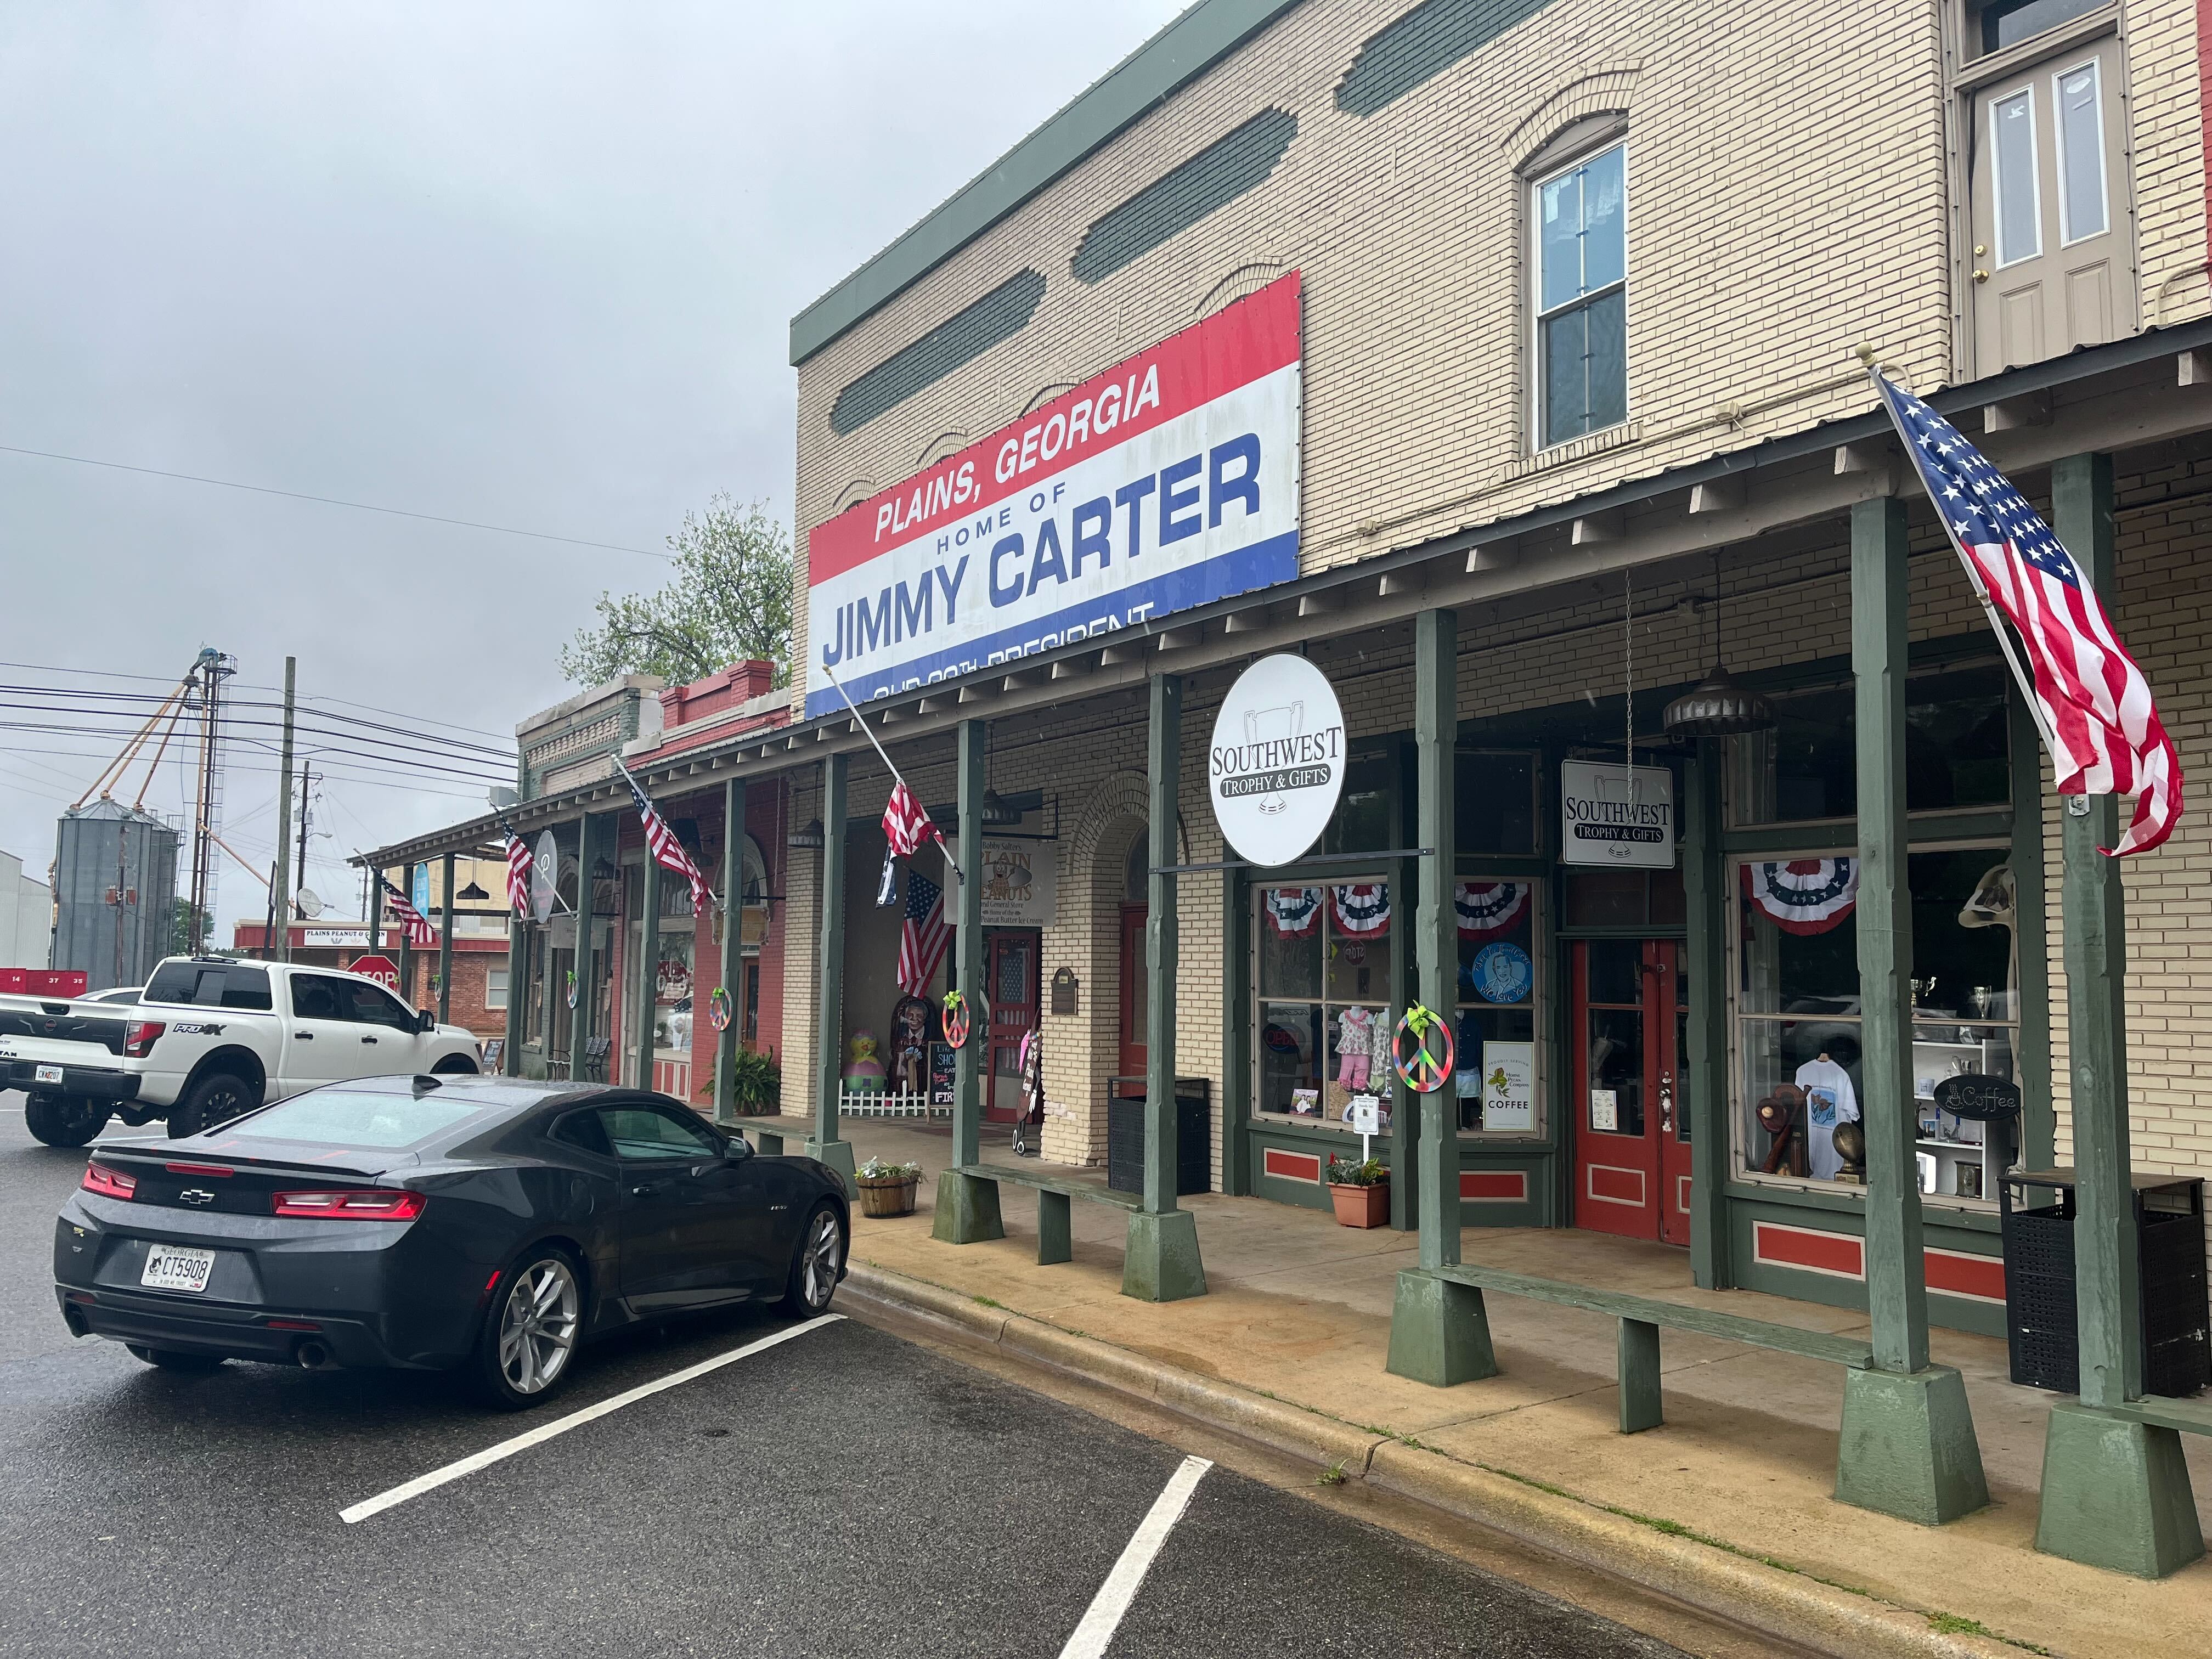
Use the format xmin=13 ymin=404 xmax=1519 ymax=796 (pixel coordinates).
xmin=1326 ymin=1155 xmax=1390 ymax=1229
xmin=696 ymin=1048 xmax=783 ymax=1116
xmin=856 ymin=1156 xmax=922 ymax=1218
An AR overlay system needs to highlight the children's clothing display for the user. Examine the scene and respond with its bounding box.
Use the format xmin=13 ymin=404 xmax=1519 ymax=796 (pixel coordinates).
xmin=1795 ymin=1055 xmax=1861 ymax=1181
xmin=1336 ymin=1006 xmax=1378 ymax=1091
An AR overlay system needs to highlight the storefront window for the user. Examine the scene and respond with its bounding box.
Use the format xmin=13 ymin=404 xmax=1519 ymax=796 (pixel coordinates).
xmin=1729 ymin=662 xmax=2011 ymax=825
xmin=1324 ymin=746 xmax=1398 ymax=854
xmin=1455 ymin=749 xmax=1539 ymax=855
xmin=1734 ymin=847 xmax=2019 ymax=1203
xmin=523 ymin=938 xmax=545 ymax=1045
xmin=1255 ymin=881 xmax=1394 ymax=1132
xmin=1453 ymin=878 xmax=1543 ymax=1136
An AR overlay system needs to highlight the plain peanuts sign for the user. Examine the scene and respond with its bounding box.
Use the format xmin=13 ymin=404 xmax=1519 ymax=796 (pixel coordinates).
xmin=1208 ymin=654 xmax=1346 ymax=867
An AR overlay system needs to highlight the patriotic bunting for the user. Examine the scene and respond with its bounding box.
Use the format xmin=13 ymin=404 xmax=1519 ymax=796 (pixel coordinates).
xmin=1742 ymin=859 xmax=1859 ymax=936
xmin=1263 ymin=886 xmax=1323 ymax=938
xmin=1454 ymin=880 xmax=1530 ymax=937
xmin=1332 ymin=883 xmax=1391 ymax=935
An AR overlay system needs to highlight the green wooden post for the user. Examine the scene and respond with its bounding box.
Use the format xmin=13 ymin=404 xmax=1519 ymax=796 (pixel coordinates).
xmin=1388 ymin=850 xmax=1418 ymax=1233
xmin=1387 ymin=609 xmax=1495 ymax=1385
xmin=637 ymin=856 xmax=661 ymax=1092
xmin=1683 ymin=739 xmax=1733 ymax=1288
xmin=2036 ymin=452 xmax=2203 ymax=1576
xmin=1220 ymin=865 xmax=1252 ymax=1197
xmin=569 ymin=811 xmax=600 ymax=1084
xmin=1833 ymin=496 xmax=1989 ymax=1526
xmin=2009 ymin=693 xmax=2056 ymax=1172
xmin=712 ymin=776 xmax=748 ymax=1126
xmin=503 ymin=919 xmax=524 ymax=1076
xmin=933 ymin=724 xmax=1002 ymax=1242
xmin=807 ymin=755 xmax=856 ymax=1190
xmin=1125 ymin=675 xmax=1204 ymax=1300
xmin=397 ymin=861 xmax=415 ymax=1012
xmin=436 ymin=852 xmax=454 ymax=1026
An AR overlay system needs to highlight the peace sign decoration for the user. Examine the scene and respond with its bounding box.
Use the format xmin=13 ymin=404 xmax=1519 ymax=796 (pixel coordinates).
xmin=708 ymin=985 xmax=732 ymax=1033
xmin=942 ymin=990 xmax=972 ymax=1050
xmin=1393 ymin=1002 xmax=1455 ymax=1094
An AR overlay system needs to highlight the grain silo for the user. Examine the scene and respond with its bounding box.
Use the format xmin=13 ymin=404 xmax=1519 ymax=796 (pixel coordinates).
xmin=52 ymin=800 xmax=181 ymax=991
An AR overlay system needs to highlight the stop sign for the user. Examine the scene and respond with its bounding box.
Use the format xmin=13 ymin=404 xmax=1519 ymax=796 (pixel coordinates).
xmin=348 ymin=953 xmax=399 ymax=991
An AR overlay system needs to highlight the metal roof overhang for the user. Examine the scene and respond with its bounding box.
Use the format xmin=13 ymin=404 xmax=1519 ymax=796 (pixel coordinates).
xmin=362 ymin=321 xmax=2212 ymax=871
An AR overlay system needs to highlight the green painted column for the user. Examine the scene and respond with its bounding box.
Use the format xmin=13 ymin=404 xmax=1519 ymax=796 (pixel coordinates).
xmin=808 ymin=755 xmax=856 ymax=1190
xmin=1220 ymin=865 xmax=1252 ymax=1197
xmin=2036 ymin=451 xmax=2203 ymax=1576
xmin=569 ymin=813 xmax=599 ymax=1083
xmin=1833 ymin=496 xmax=1988 ymax=1526
xmin=934 ymin=724 xmax=1001 ymax=1242
xmin=436 ymin=852 xmax=454 ymax=1026
xmin=2008 ymin=692 xmax=2056 ymax=1172
xmin=637 ymin=855 xmax=661 ymax=1092
xmin=1387 ymin=609 xmax=1495 ymax=1386
xmin=1683 ymin=738 xmax=1733 ymax=1289
xmin=1388 ymin=850 xmax=1418 ymax=1233
xmin=502 ymin=920 xmax=524 ymax=1075
xmin=1125 ymin=675 xmax=1204 ymax=1300
xmin=712 ymin=776 xmax=748 ymax=1126
xmin=397 ymin=861 xmax=415 ymax=1012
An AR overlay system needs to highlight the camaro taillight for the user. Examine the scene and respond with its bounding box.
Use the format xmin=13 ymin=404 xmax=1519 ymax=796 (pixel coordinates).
xmin=81 ymin=1163 xmax=138 ymax=1200
xmin=271 ymin=1189 xmax=425 ymax=1221
xmin=122 ymin=1021 xmax=165 ymax=1058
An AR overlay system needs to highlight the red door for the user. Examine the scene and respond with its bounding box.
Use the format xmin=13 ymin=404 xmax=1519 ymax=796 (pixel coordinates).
xmin=984 ymin=929 xmax=1039 ymax=1123
xmin=1571 ymin=939 xmax=1693 ymax=1244
xmin=1118 ymin=905 xmax=1147 ymax=1077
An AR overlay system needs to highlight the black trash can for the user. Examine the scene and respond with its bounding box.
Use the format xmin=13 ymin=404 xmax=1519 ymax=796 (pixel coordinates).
xmin=2000 ymin=1169 xmax=2210 ymax=1398
xmin=1105 ymin=1076 xmax=1212 ymax=1197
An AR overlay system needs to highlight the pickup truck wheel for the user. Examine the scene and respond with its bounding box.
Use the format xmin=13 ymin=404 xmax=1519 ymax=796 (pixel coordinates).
xmin=431 ymin=1056 xmax=478 ymax=1075
xmin=24 ymin=1094 xmax=108 ymax=1148
xmin=168 ymin=1072 xmax=253 ymax=1139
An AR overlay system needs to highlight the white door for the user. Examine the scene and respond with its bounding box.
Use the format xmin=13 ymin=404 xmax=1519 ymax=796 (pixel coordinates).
xmin=1970 ymin=36 xmax=2134 ymax=373
xmin=342 ymin=979 xmax=427 ymax=1075
xmin=284 ymin=973 xmax=368 ymax=1092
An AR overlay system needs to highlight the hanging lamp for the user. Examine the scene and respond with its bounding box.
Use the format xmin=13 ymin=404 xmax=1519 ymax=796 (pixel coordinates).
xmin=1663 ymin=554 xmax=1775 ymax=738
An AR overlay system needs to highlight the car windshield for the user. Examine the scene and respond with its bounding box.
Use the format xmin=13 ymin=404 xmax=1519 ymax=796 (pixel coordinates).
xmin=227 ymin=1087 xmax=495 ymax=1149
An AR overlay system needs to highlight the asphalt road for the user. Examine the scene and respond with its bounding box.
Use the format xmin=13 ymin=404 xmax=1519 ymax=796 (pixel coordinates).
xmin=1 ymin=1093 xmax=1699 ymax=1658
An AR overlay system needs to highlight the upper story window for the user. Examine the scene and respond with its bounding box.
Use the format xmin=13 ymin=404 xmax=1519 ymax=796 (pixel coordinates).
xmin=1971 ymin=0 xmax=2109 ymax=58
xmin=1534 ymin=142 xmax=1628 ymax=449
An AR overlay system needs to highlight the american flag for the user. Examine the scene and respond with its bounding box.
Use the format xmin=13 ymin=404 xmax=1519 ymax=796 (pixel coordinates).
xmin=505 ymin=835 xmax=534 ymax=916
xmin=1877 ymin=374 xmax=2181 ymax=856
xmin=882 ymin=779 xmax=946 ymax=861
xmin=897 ymin=867 xmax=952 ymax=995
xmin=379 ymin=877 xmax=438 ymax=948
xmin=619 ymin=765 xmax=715 ymax=917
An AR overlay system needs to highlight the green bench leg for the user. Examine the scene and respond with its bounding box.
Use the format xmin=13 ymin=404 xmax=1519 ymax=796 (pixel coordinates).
xmin=1122 ymin=1210 xmax=1206 ymax=1302
xmin=1385 ymin=1269 xmax=1498 ymax=1387
xmin=1618 ymin=1318 xmax=1663 ymax=1433
xmin=1037 ymin=1190 xmax=1073 ymax=1266
xmin=2036 ymin=1401 xmax=2205 ymax=1577
xmin=1833 ymin=1364 xmax=1989 ymax=1526
xmin=931 ymin=1171 xmax=1006 ymax=1246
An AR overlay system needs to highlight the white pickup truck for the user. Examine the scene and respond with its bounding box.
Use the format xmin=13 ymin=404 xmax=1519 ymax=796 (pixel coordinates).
xmin=1 ymin=955 xmax=482 ymax=1147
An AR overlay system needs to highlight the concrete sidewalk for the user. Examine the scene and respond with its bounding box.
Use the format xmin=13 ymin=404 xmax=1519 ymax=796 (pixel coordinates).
xmin=806 ymin=1115 xmax=2212 ymax=1659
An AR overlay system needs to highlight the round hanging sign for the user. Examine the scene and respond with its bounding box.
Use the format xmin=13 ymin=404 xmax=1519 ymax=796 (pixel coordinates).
xmin=1469 ymin=941 xmax=1533 ymax=1005
xmin=531 ymin=829 xmax=560 ymax=923
xmin=708 ymin=985 xmax=732 ymax=1033
xmin=941 ymin=990 xmax=972 ymax=1050
xmin=1207 ymin=654 xmax=1347 ymax=867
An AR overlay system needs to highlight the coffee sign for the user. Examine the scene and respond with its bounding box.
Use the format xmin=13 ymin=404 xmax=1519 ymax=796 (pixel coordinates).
xmin=1208 ymin=654 xmax=1346 ymax=867
xmin=1560 ymin=759 xmax=1675 ymax=868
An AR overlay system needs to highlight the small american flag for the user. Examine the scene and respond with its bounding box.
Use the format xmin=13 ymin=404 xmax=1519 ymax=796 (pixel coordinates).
xmin=620 ymin=765 xmax=714 ymax=917
xmin=505 ymin=835 xmax=534 ymax=916
xmin=1877 ymin=374 xmax=2181 ymax=855
xmin=882 ymin=780 xmax=945 ymax=861
xmin=379 ymin=877 xmax=438 ymax=948
xmin=898 ymin=868 xmax=952 ymax=995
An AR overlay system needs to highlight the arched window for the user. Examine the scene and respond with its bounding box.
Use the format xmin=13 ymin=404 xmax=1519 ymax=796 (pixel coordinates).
xmin=1124 ymin=831 xmax=1149 ymax=904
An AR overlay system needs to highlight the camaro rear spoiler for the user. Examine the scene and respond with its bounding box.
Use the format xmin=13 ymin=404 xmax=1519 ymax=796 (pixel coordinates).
xmin=93 ymin=1142 xmax=407 ymax=1181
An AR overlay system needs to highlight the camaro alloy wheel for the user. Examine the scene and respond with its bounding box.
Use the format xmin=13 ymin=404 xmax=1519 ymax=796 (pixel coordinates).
xmin=495 ymin=1255 xmax=580 ymax=1401
xmin=787 ymin=1205 xmax=843 ymax=1316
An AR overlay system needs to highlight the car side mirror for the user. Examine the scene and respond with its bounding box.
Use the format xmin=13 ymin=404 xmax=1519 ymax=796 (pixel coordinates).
xmin=417 ymin=1010 xmax=436 ymax=1034
xmin=724 ymin=1136 xmax=753 ymax=1160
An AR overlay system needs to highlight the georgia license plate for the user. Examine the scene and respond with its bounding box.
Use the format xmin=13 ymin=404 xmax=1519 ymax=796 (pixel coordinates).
xmin=34 ymin=1064 xmax=63 ymax=1085
xmin=140 ymin=1243 xmax=217 ymax=1295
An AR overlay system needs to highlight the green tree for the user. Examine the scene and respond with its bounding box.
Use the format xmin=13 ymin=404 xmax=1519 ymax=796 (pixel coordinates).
xmin=561 ymin=494 xmax=793 ymax=689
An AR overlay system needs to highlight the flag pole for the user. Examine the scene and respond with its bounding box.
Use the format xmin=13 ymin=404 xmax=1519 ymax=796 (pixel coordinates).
xmin=1864 ymin=359 xmax=2063 ymax=764
xmin=818 ymin=657 xmax=966 ymax=884
xmin=609 ymin=754 xmax=723 ymax=912
xmin=492 ymin=810 xmax=575 ymax=917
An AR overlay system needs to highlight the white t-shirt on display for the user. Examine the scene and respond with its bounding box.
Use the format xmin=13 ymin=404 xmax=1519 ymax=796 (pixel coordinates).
xmin=1796 ymin=1057 xmax=1861 ymax=1181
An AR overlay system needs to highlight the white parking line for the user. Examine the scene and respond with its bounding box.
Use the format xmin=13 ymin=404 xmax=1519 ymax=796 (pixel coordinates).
xmin=1057 ymin=1455 xmax=1212 ymax=1659
xmin=339 ymin=1313 xmax=842 ymax=1524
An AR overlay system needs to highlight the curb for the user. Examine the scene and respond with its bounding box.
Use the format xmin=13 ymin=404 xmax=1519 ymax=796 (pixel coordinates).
xmin=843 ymin=1261 xmax=2024 ymax=1659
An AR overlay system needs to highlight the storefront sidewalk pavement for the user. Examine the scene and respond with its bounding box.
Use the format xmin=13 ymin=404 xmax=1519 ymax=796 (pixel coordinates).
xmin=822 ymin=1118 xmax=2212 ymax=1659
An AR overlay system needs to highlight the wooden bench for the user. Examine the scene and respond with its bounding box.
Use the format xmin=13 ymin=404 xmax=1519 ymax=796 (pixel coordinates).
xmin=730 ymin=1114 xmax=813 ymax=1156
xmin=582 ymin=1036 xmax=612 ymax=1082
xmin=2105 ymin=1392 xmax=2212 ymax=1438
xmin=955 ymin=1163 xmax=1141 ymax=1265
xmin=1432 ymin=1262 xmax=1874 ymax=1434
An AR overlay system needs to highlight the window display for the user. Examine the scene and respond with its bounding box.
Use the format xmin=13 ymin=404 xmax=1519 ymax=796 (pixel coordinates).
xmin=1734 ymin=846 xmax=2018 ymax=1200
xmin=1453 ymin=878 xmax=1543 ymax=1136
xmin=1254 ymin=881 xmax=1394 ymax=1132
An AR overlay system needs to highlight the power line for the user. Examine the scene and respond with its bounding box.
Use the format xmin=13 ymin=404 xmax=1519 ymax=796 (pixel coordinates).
xmin=0 ymin=686 xmax=520 ymax=763
xmin=0 ymin=711 xmax=517 ymax=785
xmin=0 ymin=442 xmax=672 ymax=560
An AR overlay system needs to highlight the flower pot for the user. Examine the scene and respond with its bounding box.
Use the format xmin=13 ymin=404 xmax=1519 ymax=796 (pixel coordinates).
xmin=856 ymin=1175 xmax=919 ymax=1218
xmin=1328 ymin=1181 xmax=1390 ymax=1229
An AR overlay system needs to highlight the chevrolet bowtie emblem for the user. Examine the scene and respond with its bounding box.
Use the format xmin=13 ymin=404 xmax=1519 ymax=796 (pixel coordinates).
xmin=178 ymin=1189 xmax=215 ymax=1207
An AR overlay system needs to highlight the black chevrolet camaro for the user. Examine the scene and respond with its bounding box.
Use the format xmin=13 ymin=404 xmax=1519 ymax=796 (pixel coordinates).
xmin=53 ymin=1075 xmax=849 ymax=1408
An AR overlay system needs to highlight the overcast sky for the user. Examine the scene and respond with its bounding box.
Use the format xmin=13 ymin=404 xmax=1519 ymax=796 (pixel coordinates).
xmin=0 ymin=1 xmax=1184 ymax=933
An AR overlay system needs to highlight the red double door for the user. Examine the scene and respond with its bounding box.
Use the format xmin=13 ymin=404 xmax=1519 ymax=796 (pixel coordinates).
xmin=1571 ymin=939 xmax=1693 ymax=1246
xmin=983 ymin=929 xmax=1040 ymax=1122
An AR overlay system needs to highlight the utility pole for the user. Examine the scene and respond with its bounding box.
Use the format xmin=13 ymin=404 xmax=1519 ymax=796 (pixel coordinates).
xmin=294 ymin=767 xmax=314 ymax=916
xmin=271 ymin=656 xmax=296 ymax=964
xmin=185 ymin=649 xmax=232 ymax=956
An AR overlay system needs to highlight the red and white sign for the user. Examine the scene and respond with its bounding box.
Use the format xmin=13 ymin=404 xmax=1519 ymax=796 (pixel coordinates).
xmin=347 ymin=954 xmax=400 ymax=991
xmin=804 ymin=273 xmax=1303 ymax=718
